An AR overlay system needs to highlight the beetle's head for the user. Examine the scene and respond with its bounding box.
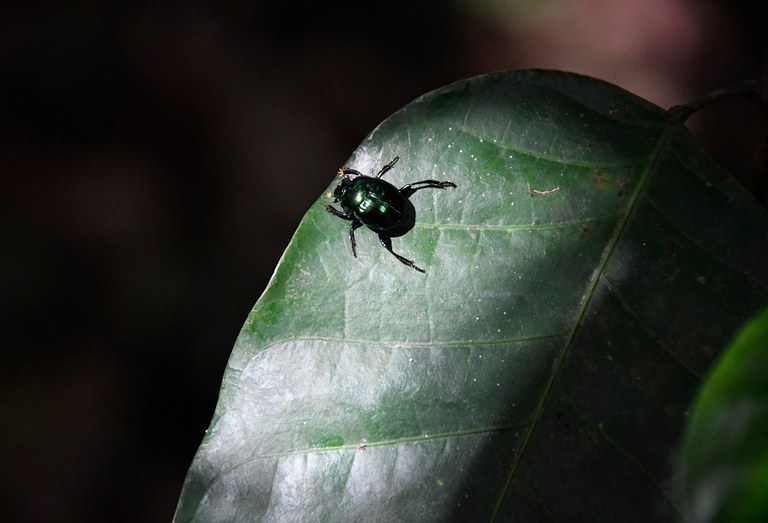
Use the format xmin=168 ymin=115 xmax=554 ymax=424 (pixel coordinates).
xmin=332 ymin=176 xmax=352 ymax=202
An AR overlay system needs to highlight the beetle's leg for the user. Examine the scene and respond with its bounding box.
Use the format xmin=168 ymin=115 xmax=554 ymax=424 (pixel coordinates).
xmin=325 ymin=204 xmax=353 ymax=219
xmin=377 ymin=233 xmax=425 ymax=273
xmin=375 ymin=156 xmax=400 ymax=178
xmin=325 ymin=206 xmax=362 ymax=258
xmin=349 ymin=220 xmax=363 ymax=257
xmin=399 ymin=180 xmax=456 ymax=198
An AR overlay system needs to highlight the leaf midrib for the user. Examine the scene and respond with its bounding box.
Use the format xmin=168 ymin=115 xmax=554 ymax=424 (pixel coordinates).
xmin=489 ymin=118 xmax=677 ymax=520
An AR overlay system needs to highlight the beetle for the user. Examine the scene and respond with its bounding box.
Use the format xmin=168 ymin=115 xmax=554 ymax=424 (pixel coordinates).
xmin=324 ymin=156 xmax=456 ymax=273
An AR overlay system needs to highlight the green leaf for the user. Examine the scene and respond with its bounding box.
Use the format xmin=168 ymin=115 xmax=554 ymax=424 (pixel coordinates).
xmin=684 ymin=306 xmax=768 ymax=523
xmin=174 ymin=70 xmax=768 ymax=522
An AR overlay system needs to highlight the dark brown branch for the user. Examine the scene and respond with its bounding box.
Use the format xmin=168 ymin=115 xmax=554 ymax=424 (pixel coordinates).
xmin=668 ymin=79 xmax=767 ymax=124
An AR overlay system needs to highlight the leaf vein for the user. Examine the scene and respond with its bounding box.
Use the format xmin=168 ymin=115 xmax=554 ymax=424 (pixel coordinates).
xmin=644 ymin=195 xmax=768 ymax=292
xmin=456 ymin=124 xmax=642 ymax=168
xmin=555 ymin=385 xmax=683 ymax=515
xmin=252 ymin=421 xmax=534 ymax=460
xmin=414 ymin=213 xmax=621 ymax=232
xmin=244 ymin=331 xmax=570 ymax=357
xmin=599 ymin=274 xmax=704 ymax=380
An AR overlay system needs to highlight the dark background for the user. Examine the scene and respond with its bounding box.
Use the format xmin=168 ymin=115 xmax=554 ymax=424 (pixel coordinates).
xmin=1 ymin=1 xmax=766 ymax=521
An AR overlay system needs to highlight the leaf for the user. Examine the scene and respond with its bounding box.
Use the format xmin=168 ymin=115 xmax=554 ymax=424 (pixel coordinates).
xmin=683 ymin=306 xmax=768 ymax=523
xmin=174 ymin=70 xmax=768 ymax=522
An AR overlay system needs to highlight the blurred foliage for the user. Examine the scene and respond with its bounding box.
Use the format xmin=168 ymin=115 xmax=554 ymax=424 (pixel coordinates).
xmin=684 ymin=306 xmax=768 ymax=523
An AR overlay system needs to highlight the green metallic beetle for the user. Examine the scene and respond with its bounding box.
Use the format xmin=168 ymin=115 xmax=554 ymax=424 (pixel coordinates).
xmin=325 ymin=156 xmax=456 ymax=273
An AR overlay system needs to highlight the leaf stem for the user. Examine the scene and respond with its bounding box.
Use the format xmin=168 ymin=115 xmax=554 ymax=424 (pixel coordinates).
xmin=668 ymin=79 xmax=768 ymax=124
